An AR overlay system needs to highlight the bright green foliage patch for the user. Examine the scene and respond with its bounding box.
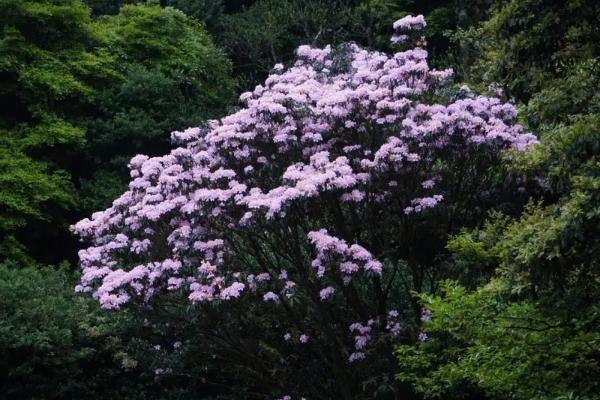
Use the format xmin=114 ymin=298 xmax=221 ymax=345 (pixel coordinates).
xmin=396 ymin=281 xmax=600 ymax=400
xmin=0 ymin=0 xmax=235 ymax=264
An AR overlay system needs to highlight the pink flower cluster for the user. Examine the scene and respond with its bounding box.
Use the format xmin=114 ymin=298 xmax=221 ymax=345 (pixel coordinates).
xmin=386 ymin=310 xmax=402 ymax=337
xmin=404 ymin=195 xmax=444 ymax=215
xmin=348 ymin=320 xmax=374 ymax=363
xmin=391 ymin=14 xmax=426 ymax=44
xmin=308 ymin=229 xmax=383 ymax=282
xmin=393 ymin=15 xmax=426 ymax=31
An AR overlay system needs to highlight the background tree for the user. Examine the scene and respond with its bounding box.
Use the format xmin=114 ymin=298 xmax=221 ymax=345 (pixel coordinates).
xmin=0 ymin=0 xmax=235 ymax=265
xmin=163 ymin=0 xmax=225 ymax=32
xmin=0 ymin=263 xmax=166 ymax=400
xmin=79 ymin=4 xmax=235 ymax=212
xmin=0 ymin=0 xmax=113 ymax=264
xmin=466 ymin=0 xmax=600 ymax=102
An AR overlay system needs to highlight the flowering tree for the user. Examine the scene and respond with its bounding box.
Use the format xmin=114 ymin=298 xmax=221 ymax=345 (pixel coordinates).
xmin=73 ymin=15 xmax=537 ymax=398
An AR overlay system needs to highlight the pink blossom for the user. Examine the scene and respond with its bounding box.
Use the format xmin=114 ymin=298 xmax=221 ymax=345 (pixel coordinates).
xmin=393 ymin=15 xmax=426 ymax=31
xmin=420 ymin=309 xmax=432 ymax=322
xmin=308 ymin=230 xmax=383 ymax=278
xmin=349 ymin=322 xmax=371 ymax=336
xmin=421 ymin=179 xmax=435 ymax=189
xmin=219 ymin=282 xmax=245 ymax=300
xmin=256 ymin=272 xmax=271 ymax=282
xmin=354 ymin=335 xmax=369 ymax=350
xmin=404 ymin=195 xmax=444 ymax=214
xmin=387 ymin=322 xmax=402 ymax=337
xmin=263 ymin=291 xmax=279 ymax=302
xmin=319 ymin=286 xmax=335 ymax=300
xmin=348 ymin=352 xmax=366 ymax=363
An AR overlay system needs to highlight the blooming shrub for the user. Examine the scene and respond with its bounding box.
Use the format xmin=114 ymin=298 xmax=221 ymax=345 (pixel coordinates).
xmin=73 ymin=15 xmax=536 ymax=397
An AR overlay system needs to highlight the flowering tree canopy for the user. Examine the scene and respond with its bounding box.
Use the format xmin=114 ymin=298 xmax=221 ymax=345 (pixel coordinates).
xmin=73 ymin=15 xmax=537 ymax=398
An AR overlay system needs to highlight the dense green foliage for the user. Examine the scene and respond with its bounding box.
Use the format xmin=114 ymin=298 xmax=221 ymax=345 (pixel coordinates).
xmin=471 ymin=0 xmax=600 ymax=102
xmin=395 ymin=1 xmax=600 ymax=399
xmin=1 ymin=0 xmax=599 ymax=398
xmin=80 ymin=4 xmax=234 ymax=211
xmin=0 ymin=0 xmax=100 ymax=263
xmin=0 ymin=0 xmax=234 ymax=265
xmin=396 ymin=109 xmax=600 ymax=400
xmin=396 ymin=280 xmax=599 ymax=399
xmin=0 ymin=264 xmax=156 ymax=399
